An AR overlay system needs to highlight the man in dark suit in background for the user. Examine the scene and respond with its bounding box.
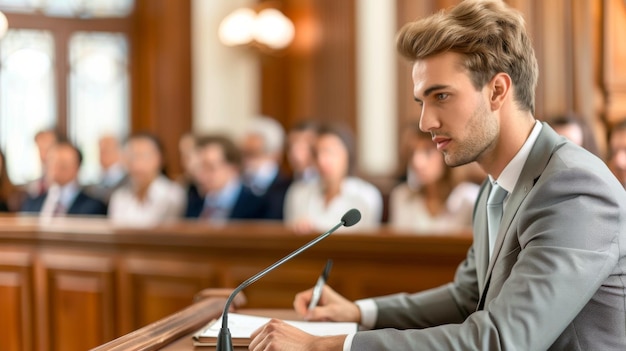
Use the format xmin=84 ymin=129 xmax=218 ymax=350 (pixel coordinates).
xmin=21 ymin=141 xmax=107 ymax=216
xmin=185 ymin=135 xmax=266 ymax=222
xmin=249 ymin=1 xmax=626 ymax=350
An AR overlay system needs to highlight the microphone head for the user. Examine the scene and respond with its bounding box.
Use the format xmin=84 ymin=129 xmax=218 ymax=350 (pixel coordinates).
xmin=341 ymin=209 xmax=361 ymax=227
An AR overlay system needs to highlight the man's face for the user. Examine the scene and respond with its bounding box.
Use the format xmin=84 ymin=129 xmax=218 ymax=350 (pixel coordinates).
xmin=196 ymin=144 xmax=237 ymax=193
xmin=412 ymin=52 xmax=498 ymax=168
xmin=48 ymin=145 xmax=79 ymax=186
xmin=609 ymin=128 xmax=626 ymax=186
xmin=240 ymin=133 xmax=267 ymax=173
xmin=99 ymin=136 xmax=121 ymax=170
xmin=35 ymin=131 xmax=57 ymax=166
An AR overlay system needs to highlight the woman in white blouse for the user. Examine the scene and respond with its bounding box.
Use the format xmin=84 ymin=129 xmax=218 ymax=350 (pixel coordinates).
xmin=389 ymin=125 xmax=478 ymax=234
xmin=284 ymin=123 xmax=382 ymax=233
xmin=108 ymin=133 xmax=185 ymax=227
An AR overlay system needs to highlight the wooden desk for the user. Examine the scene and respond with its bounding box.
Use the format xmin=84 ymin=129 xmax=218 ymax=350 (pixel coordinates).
xmin=0 ymin=215 xmax=472 ymax=351
xmin=92 ymin=290 xmax=305 ymax=351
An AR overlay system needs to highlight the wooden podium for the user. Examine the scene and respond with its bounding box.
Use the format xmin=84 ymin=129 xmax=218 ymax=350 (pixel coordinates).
xmin=0 ymin=215 xmax=471 ymax=350
xmin=91 ymin=289 xmax=297 ymax=351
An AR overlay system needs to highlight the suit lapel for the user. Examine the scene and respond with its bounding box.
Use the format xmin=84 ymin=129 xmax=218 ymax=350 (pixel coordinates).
xmin=478 ymin=123 xmax=565 ymax=307
xmin=474 ymin=180 xmax=491 ymax=290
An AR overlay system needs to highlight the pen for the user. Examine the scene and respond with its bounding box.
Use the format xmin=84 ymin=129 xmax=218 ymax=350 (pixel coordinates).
xmin=308 ymin=259 xmax=333 ymax=311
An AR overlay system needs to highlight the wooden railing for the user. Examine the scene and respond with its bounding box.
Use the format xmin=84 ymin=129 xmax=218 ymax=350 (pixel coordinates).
xmin=0 ymin=215 xmax=472 ymax=351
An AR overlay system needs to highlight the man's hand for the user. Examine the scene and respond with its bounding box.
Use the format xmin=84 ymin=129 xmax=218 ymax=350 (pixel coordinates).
xmin=248 ymin=319 xmax=345 ymax=351
xmin=294 ymin=284 xmax=361 ymax=322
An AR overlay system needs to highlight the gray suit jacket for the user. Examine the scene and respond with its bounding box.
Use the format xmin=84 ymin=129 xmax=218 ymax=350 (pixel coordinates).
xmin=353 ymin=124 xmax=626 ymax=350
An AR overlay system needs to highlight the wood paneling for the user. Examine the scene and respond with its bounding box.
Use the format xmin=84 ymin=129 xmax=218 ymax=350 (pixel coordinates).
xmin=118 ymin=256 xmax=218 ymax=331
xmin=603 ymin=0 xmax=626 ymax=123
xmin=131 ymin=0 xmax=192 ymax=178
xmin=0 ymin=249 xmax=35 ymax=351
xmin=0 ymin=216 xmax=471 ymax=351
xmin=260 ymin=0 xmax=357 ymax=130
xmin=38 ymin=252 xmax=116 ymax=351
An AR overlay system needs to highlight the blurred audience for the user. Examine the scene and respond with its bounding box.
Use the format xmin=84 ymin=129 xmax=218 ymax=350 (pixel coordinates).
xmin=284 ymin=123 xmax=382 ymax=233
xmin=389 ymin=126 xmax=478 ymax=233
xmin=86 ymin=135 xmax=127 ymax=203
xmin=286 ymin=120 xmax=319 ymax=182
xmin=25 ymin=128 xmax=60 ymax=197
xmin=185 ymin=135 xmax=267 ymax=222
xmin=240 ymin=116 xmax=291 ymax=219
xmin=108 ymin=133 xmax=184 ymax=226
xmin=21 ymin=141 xmax=107 ymax=216
xmin=608 ymin=119 xmax=626 ymax=188
xmin=547 ymin=113 xmax=600 ymax=156
xmin=0 ymin=150 xmax=24 ymax=212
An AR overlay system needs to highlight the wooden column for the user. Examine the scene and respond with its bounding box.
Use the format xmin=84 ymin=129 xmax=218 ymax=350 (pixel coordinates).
xmin=131 ymin=0 xmax=192 ymax=178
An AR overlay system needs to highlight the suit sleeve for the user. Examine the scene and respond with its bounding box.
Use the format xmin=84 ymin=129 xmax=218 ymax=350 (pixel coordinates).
xmin=352 ymin=160 xmax=624 ymax=350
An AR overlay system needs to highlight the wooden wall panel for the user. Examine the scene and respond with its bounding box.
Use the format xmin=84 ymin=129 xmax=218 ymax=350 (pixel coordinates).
xmin=38 ymin=252 xmax=116 ymax=351
xmin=118 ymin=256 xmax=218 ymax=332
xmin=260 ymin=0 xmax=356 ymax=130
xmin=603 ymin=0 xmax=626 ymax=124
xmin=131 ymin=0 xmax=192 ymax=179
xmin=0 ymin=249 xmax=35 ymax=351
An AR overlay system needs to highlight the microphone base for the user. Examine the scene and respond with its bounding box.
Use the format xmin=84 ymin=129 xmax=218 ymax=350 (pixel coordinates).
xmin=215 ymin=327 xmax=233 ymax=351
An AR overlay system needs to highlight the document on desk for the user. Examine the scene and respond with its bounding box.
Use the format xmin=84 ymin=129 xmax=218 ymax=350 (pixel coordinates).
xmin=193 ymin=312 xmax=358 ymax=346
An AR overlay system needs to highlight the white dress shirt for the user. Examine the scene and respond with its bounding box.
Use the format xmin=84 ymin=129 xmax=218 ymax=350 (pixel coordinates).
xmin=108 ymin=175 xmax=185 ymax=227
xmin=40 ymin=181 xmax=80 ymax=217
xmin=284 ymin=177 xmax=382 ymax=231
xmin=389 ymin=182 xmax=479 ymax=234
xmin=343 ymin=121 xmax=543 ymax=351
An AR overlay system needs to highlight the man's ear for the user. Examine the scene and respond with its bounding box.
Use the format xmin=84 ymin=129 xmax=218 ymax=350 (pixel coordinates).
xmin=489 ymin=72 xmax=512 ymax=111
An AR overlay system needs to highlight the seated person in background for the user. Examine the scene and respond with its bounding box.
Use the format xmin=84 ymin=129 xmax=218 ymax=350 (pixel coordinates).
xmin=284 ymin=123 xmax=382 ymax=233
xmin=547 ymin=113 xmax=600 ymax=156
xmin=240 ymin=116 xmax=291 ymax=219
xmin=177 ymin=132 xmax=203 ymax=207
xmin=86 ymin=134 xmax=127 ymax=203
xmin=286 ymin=120 xmax=319 ymax=182
xmin=21 ymin=141 xmax=107 ymax=216
xmin=177 ymin=132 xmax=198 ymax=186
xmin=108 ymin=133 xmax=184 ymax=226
xmin=185 ymin=135 xmax=266 ymax=221
xmin=0 ymin=150 xmax=25 ymax=212
xmin=389 ymin=125 xmax=478 ymax=233
xmin=25 ymin=128 xmax=59 ymax=198
xmin=608 ymin=119 xmax=626 ymax=188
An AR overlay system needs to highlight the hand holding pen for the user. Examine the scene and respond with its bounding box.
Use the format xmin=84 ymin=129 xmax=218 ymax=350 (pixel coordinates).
xmin=308 ymin=259 xmax=333 ymax=311
xmin=294 ymin=271 xmax=363 ymax=323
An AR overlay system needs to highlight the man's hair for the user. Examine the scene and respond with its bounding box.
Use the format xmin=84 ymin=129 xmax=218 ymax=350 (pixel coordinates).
xmin=55 ymin=140 xmax=83 ymax=166
xmin=246 ymin=116 xmax=285 ymax=155
xmin=196 ymin=134 xmax=242 ymax=168
xmin=397 ymin=0 xmax=538 ymax=114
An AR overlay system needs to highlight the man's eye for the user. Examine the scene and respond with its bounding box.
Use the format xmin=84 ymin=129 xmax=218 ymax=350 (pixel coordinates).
xmin=436 ymin=93 xmax=449 ymax=100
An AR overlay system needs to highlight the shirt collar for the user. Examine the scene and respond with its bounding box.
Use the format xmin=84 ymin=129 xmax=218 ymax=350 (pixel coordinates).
xmin=490 ymin=120 xmax=543 ymax=193
xmin=204 ymin=179 xmax=241 ymax=210
xmin=247 ymin=162 xmax=278 ymax=192
xmin=50 ymin=181 xmax=80 ymax=208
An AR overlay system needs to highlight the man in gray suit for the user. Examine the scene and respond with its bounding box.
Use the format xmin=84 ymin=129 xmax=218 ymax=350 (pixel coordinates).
xmin=249 ymin=1 xmax=626 ymax=350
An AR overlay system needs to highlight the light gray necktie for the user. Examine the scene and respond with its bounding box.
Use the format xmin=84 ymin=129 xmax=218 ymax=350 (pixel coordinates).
xmin=487 ymin=183 xmax=508 ymax=259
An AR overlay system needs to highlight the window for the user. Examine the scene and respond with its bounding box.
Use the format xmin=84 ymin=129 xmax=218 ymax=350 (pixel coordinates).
xmin=0 ymin=29 xmax=55 ymax=183
xmin=0 ymin=1 xmax=133 ymax=185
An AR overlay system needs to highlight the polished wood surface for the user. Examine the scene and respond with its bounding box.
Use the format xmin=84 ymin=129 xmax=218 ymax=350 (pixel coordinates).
xmin=0 ymin=215 xmax=471 ymax=350
xmin=92 ymin=289 xmax=297 ymax=351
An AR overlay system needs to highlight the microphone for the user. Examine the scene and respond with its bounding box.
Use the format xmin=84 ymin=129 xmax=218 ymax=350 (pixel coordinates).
xmin=215 ymin=208 xmax=362 ymax=351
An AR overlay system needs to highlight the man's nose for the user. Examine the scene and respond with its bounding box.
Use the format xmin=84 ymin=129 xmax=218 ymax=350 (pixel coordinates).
xmin=418 ymin=105 xmax=440 ymax=133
